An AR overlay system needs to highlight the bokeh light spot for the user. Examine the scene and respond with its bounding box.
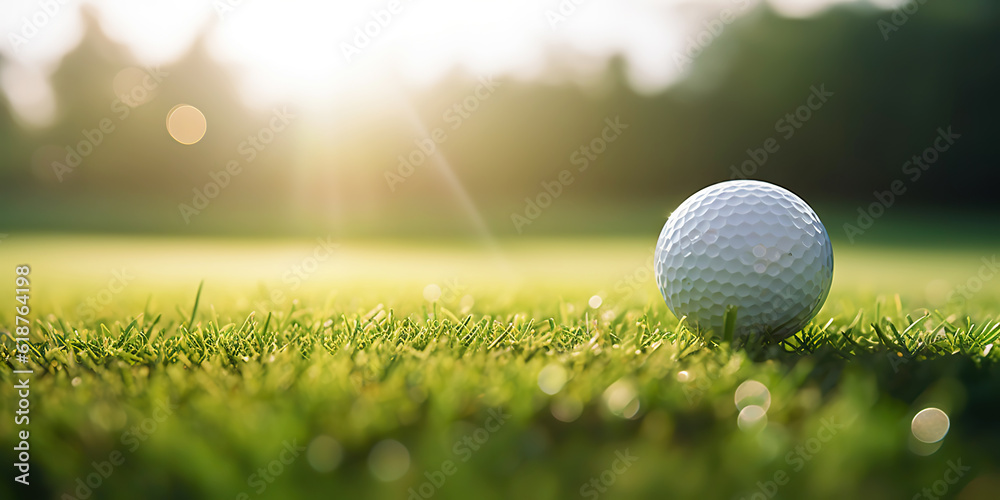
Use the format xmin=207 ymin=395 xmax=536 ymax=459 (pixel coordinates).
xmin=737 ymin=405 xmax=768 ymax=433
xmin=367 ymin=439 xmax=409 ymax=482
xmin=423 ymin=284 xmax=442 ymax=302
xmin=603 ymin=378 xmax=639 ymax=419
xmin=537 ymin=364 xmax=568 ymax=395
xmin=307 ymin=435 xmax=343 ymax=473
xmin=550 ymin=396 xmax=583 ymax=423
xmin=588 ymin=295 xmax=603 ymax=308
xmin=911 ymin=407 xmax=950 ymax=444
xmin=735 ymin=380 xmax=771 ymax=413
xmin=166 ymin=104 xmax=207 ymax=145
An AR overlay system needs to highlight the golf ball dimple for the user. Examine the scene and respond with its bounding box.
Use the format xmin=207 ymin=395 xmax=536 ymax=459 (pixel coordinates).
xmin=655 ymin=180 xmax=833 ymax=339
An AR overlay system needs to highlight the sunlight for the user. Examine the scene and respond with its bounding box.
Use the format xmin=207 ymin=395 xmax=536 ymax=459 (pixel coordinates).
xmin=1 ymin=0 xmax=885 ymax=118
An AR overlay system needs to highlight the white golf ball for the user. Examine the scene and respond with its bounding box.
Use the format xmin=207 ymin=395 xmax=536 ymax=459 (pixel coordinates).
xmin=655 ymin=180 xmax=833 ymax=339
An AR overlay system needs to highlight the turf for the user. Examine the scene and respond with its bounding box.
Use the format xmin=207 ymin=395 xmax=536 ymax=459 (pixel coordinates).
xmin=2 ymin=236 xmax=999 ymax=500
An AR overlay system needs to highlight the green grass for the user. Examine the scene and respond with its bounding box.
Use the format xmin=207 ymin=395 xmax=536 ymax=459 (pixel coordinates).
xmin=1 ymin=236 xmax=999 ymax=500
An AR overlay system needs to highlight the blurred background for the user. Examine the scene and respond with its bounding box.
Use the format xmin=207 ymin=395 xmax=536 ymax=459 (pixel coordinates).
xmin=1 ymin=0 xmax=997 ymax=240
xmin=3 ymin=4 xmax=1000 ymax=499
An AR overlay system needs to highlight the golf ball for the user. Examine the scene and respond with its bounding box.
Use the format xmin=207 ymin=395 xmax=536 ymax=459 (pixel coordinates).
xmin=654 ymin=180 xmax=833 ymax=339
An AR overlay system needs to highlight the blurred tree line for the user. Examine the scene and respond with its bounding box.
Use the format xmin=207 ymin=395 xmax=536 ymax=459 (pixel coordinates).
xmin=0 ymin=0 xmax=997 ymax=237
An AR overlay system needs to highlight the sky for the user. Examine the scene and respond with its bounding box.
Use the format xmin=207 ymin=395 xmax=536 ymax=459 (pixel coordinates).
xmin=1 ymin=0 xmax=906 ymax=126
